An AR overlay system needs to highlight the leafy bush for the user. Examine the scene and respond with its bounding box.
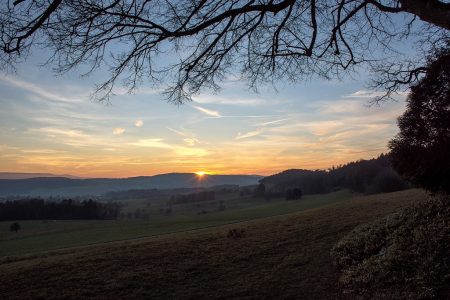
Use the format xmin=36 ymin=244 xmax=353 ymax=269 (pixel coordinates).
xmin=331 ymin=195 xmax=450 ymax=299
xmin=9 ymin=222 xmax=20 ymax=233
xmin=227 ymin=228 xmax=245 ymax=239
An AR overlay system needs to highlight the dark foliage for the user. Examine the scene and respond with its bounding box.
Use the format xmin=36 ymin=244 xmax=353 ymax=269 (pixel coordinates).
xmin=168 ymin=191 xmax=215 ymax=205
xmin=9 ymin=222 xmax=20 ymax=233
xmin=285 ymin=188 xmax=303 ymax=200
xmin=0 ymin=199 xmax=121 ymax=221
xmin=331 ymin=195 xmax=450 ymax=299
xmin=261 ymin=154 xmax=408 ymax=195
xmin=389 ymin=48 xmax=450 ymax=194
xmin=253 ymin=183 xmax=266 ymax=198
xmin=105 ymin=189 xmax=162 ymax=200
xmin=227 ymin=228 xmax=245 ymax=239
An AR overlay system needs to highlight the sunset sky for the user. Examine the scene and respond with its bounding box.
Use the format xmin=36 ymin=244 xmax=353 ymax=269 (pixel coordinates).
xmin=0 ymin=52 xmax=406 ymax=178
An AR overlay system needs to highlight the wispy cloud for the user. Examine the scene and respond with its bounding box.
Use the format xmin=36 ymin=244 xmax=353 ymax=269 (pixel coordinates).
xmin=191 ymin=105 xmax=221 ymax=117
xmin=20 ymin=149 xmax=66 ymax=154
xmin=236 ymin=128 xmax=263 ymax=140
xmin=344 ymin=90 xmax=385 ymax=99
xmin=135 ymin=119 xmax=144 ymax=127
xmin=192 ymin=95 xmax=265 ymax=106
xmin=28 ymin=127 xmax=116 ymax=148
xmin=255 ymin=118 xmax=291 ymax=127
xmin=167 ymin=127 xmax=187 ymax=137
xmin=113 ymin=127 xmax=125 ymax=135
xmin=183 ymin=138 xmax=198 ymax=146
xmin=174 ymin=147 xmax=208 ymax=156
xmin=130 ymin=138 xmax=171 ymax=148
xmin=167 ymin=127 xmax=200 ymax=146
xmin=130 ymin=138 xmax=208 ymax=156
xmin=0 ymin=75 xmax=85 ymax=103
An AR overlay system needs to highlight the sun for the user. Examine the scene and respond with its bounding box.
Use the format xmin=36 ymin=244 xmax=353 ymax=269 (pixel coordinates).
xmin=195 ymin=171 xmax=208 ymax=177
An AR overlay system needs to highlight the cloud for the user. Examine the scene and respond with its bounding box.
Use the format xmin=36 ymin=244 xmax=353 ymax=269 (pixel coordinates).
xmin=20 ymin=149 xmax=66 ymax=154
xmin=174 ymin=147 xmax=208 ymax=156
xmin=344 ymin=90 xmax=385 ymax=99
xmin=192 ymin=95 xmax=265 ymax=106
xmin=167 ymin=127 xmax=188 ymax=137
xmin=236 ymin=128 xmax=263 ymax=140
xmin=130 ymin=138 xmax=208 ymax=156
xmin=255 ymin=118 xmax=291 ymax=127
xmin=167 ymin=127 xmax=200 ymax=146
xmin=28 ymin=127 xmax=117 ymax=148
xmin=113 ymin=127 xmax=125 ymax=135
xmin=0 ymin=75 xmax=85 ymax=103
xmin=135 ymin=119 xmax=144 ymax=127
xmin=191 ymin=105 xmax=221 ymax=117
xmin=183 ymin=138 xmax=198 ymax=146
xmin=130 ymin=138 xmax=170 ymax=148
xmin=111 ymin=86 xmax=163 ymax=96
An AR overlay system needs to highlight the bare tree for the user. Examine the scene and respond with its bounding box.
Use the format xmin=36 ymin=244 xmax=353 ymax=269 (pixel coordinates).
xmin=1 ymin=0 xmax=449 ymax=103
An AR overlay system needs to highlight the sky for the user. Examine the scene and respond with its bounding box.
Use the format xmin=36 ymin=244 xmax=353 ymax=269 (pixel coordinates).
xmin=0 ymin=53 xmax=406 ymax=178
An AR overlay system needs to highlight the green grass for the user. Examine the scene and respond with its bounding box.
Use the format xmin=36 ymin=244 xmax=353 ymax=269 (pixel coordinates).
xmin=0 ymin=190 xmax=352 ymax=256
xmin=0 ymin=189 xmax=428 ymax=300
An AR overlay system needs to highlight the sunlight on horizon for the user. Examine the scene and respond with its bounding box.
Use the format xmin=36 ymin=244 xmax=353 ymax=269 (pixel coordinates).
xmin=195 ymin=171 xmax=208 ymax=177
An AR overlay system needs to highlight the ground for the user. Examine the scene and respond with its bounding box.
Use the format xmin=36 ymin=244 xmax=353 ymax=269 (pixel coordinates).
xmin=0 ymin=189 xmax=427 ymax=299
xmin=0 ymin=190 xmax=351 ymax=256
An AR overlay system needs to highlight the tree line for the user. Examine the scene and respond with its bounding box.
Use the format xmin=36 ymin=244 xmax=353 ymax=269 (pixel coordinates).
xmin=0 ymin=199 xmax=121 ymax=221
xmin=261 ymin=154 xmax=409 ymax=196
xmin=168 ymin=191 xmax=216 ymax=205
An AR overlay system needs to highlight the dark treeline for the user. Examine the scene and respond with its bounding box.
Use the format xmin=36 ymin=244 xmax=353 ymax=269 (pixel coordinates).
xmin=261 ymin=154 xmax=409 ymax=195
xmin=168 ymin=191 xmax=216 ymax=205
xmin=105 ymin=185 xmax=238 ymax=200
xmin=105 ymin=188 xmax=163 ymax=200
xmin=0 ymin=199 xmax=121 ymax=221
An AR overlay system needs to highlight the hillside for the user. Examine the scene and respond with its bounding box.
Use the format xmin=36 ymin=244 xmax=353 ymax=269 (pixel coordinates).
xmin=0 ymin=189 xmax=427 ymax=299
xmin=0 ymin=173 xmax=262 ymax=197
xmin=261 ymin=154 xmax=409 ymax=195
xmin=0 ymin=173 xmax=83 ymax=180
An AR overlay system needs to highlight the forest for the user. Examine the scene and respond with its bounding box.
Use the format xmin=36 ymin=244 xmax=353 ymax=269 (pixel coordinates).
xmin=261 ymin=154 xmax=409 ymax=195
xmin=0 ymin=199 xmax=121 ymax=221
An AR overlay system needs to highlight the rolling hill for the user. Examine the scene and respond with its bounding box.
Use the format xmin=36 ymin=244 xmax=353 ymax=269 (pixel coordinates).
xmin=0 ymin=189 xmax=428 ymax=299
xmin=0 ymin=173 xmax=262 ymax=197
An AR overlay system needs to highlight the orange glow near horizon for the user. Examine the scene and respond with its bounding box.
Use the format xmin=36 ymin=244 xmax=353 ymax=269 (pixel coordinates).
xmin=0 ymin=147 xmax=390 ymax=178
xmin=195 ymin=171 xmax=208 ymax=178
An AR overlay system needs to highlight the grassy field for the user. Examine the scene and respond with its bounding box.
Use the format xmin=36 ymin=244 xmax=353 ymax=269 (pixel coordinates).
xmin=0 ymin=189 xmax=428 ymax=299
xmin=0 ymin=190 xmax=351 ymax=256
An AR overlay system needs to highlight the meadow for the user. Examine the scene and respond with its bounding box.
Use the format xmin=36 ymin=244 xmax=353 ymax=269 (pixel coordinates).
xmin=0 ymin=190 xmax=351 ymax=256
xmin=0 ymin=189 xmax=428 ymax=299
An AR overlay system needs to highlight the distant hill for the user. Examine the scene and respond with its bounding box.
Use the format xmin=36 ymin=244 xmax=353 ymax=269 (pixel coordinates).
xmin=0 ymin=172 xmax=83 ymax=180
xmin=261 ymin=154 xmax=409 ymax=195
xmin=0 ymin=173 xmax=262 ymax=197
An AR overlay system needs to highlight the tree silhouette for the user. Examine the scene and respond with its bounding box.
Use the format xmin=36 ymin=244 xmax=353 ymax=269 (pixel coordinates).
xmin=254 ymin=183 xmax=266 ymax=197
xmin=285 ymin=188 xmax=302 ymax=200
xmin=0 ymin=1 xmax=448 ymax=103
xmin=9 ymin=222 xmax=20 ymax=233
xmin=389 ymin=47 xmax=450 ymax=194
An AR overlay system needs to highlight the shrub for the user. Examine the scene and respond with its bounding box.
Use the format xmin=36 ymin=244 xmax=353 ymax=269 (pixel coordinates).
xmin=227 ymin=228 xmax=245 ymax=239
xmin=331 ymin=195 xmax=450 ymax=299
xmin=9 ymin=222 xmax=20 ymax=233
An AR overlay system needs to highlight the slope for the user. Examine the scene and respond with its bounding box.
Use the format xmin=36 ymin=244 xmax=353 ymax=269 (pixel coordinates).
xmin=0 ymin=189 xmax=427 ymax=299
